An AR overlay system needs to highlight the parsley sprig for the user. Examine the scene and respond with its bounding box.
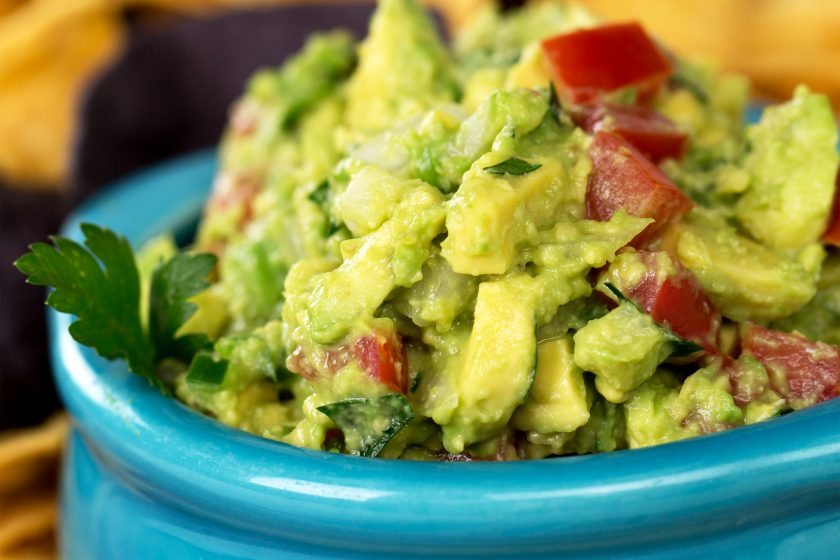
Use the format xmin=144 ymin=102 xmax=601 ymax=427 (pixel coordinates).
xmin=15 ymin=223 xmax=220 ymax=393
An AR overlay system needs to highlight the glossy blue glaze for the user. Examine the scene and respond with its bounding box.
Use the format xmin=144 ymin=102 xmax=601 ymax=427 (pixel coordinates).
xmin=52 ymin=150 xmax=840 ymax=559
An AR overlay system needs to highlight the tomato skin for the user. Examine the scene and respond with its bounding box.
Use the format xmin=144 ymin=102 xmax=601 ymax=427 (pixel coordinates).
xmin=541 ymin=22 xmax=672 ymax=104
xmin=741 ymin=324 xmax=840 ymax=405
xmin=623 ymin=252 xmax=720 ymax=351
xmin=288 ymin=330 xmax=409 ymax=394
xmin=587 ymin=132 xmax=693 ymax=246
xmin=572 ymin=104 xmax=687 ymax=163
xmin=205 ymin=172 xmax=262 ymax=230
xmin=353 ymin=332 xmax=409 ymax=394
xmin=823 ymin=170 xmax=840 ymax=246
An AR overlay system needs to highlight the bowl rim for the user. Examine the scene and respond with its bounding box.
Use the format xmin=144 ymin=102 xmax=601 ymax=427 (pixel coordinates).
xmin=52 ymin=149 xmax=840 ymax=554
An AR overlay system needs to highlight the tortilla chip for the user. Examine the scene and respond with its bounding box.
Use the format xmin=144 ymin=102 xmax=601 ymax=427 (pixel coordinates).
xmin=0 ymin=414 xmax=68 ymax=496
xmin=0 ymin=490 xmax=57 ymax=556
xmin=0 ymin=414 xmax=66 ymax=559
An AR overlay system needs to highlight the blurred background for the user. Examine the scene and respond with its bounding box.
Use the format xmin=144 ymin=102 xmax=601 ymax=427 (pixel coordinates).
xmin=1 ymin=0 xmax=838 ymax=556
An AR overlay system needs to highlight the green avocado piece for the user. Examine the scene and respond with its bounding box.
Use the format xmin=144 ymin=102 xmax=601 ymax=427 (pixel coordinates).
xmin=573 ymin=302 xmax=671 ymax=404
xmin=441 ymin=274 xmax=540 ymax=453
xmin=530 ymin=212 xmax=652 ymax=323
xmin=247 ymin=31 xmax=356 ymax=131
xmin=307 ymin=182 xmax=446 ymax=344
xmin=571 ymin=394 xmax=626 ymax=454
xmin=772 ymin=253 xmax=840 ymax=347
xmin=441 ymin=155 xmax=566 ymax=275
xmin=726 ymin=355 xmax=788 ymax=424
xmin=736 ymin=86 xmax=839 ymax=250
xmin=623 ymin=371 xmax=693 ymax=448
xmin=672 ymin=220 xmax=822 ymax=322
xmin=669 ymin=364 xmax=744 ymax=433
xmin=512 ymin=336 xmax=590 ymax=434
xmin=220 ymin=237 xmax=289 ymax=329
xmin=391 ymin=252 xmax=478 ymax=333
xmin=345 ymin=0 xmax=456 ymax=133
xmin=333 ymin=164 xmax=418 ymax=237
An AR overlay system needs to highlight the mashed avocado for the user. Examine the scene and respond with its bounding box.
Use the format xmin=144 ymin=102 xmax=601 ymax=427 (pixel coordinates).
xmin=161 ymin=0 xmax=839 ymax=459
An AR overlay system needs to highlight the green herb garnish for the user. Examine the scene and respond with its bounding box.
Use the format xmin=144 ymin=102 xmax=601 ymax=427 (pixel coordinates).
xmin=317 ymin=394 xmax=414 ymax=457
xmin=149 ymin=252 xmax=216 ymax=362
xmin=548 ymin=82 xmax=563 ymax=123
xmin=668 ymin=72 xmax=709 ymax=104
xmin=307 ymin=179 xmax=330 ymax=205
xmin=186 ymin=352 xmax=229 ymax=389
xmin=603 ymin=282 xmax=703 ymax=357
xmin=483 ymin=157 xmax=542 ymax=176
xmin=15 ymin=223 xmax=220 ymax=393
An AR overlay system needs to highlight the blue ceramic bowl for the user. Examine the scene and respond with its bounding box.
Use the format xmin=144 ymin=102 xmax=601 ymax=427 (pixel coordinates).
xmin=52 ymin=150 xmax=840 ymax=559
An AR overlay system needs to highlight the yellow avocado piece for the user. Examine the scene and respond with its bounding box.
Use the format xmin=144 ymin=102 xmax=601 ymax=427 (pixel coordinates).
xmin=441 ymin=274 xmax=540 ymax=453
xmin=442 ymin=157 xmax=567 ymax=275
xmin=512 ymin=336 xmax=590 ymax=434
xmin=672 ymin=220 xmax=821 ymax=322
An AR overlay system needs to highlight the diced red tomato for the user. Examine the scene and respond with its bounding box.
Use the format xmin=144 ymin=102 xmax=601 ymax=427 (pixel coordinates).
xmin=353 ymin=331 xmax=409 ymax=394
xmin=287 ymin=345 xmax=351 ymax=381
xmin=287 ymin=329 xmax=408 ymax=393
xmin=587 ymin=132 xmax=693 ymax=246
xmin=622 ymin=252 xmax=720 ymax=351
xmin=740 ymin=324 xmax=840 ymax=406
xmin=205 ymin=172 xmax=262 ymax=230
xmin=823 ymin=170 xmax=840 ymax=246
xmin=725 ymin=357 xmax=759 ymax=407
xmin=541 ymin=22 xmax=672 ymax=104
xmin=572 ymin=103 xmax=687 ymax=163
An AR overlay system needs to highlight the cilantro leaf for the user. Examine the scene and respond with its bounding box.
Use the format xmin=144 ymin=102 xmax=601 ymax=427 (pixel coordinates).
xmin=16 ymin=223 xmax=224 ymax=394
xmin=668 ymin=71 xmax=709 ymax=104
xmin=318 ymin=394 xmax=414 ymax=457
xmin=662 ymin=331 xmax=704 ymax=357
xmin=149 ymin=252 xmax=217 ymax=362
xmin=307 ymin=179 xmax=330 ymax=206
xmin=548 ymin=82 xmax=564 ymax=123
xmin=15 ymin=224 xmax=160 ymax=389
xmin=603 ymin=282 xmax=703 ymax=357
xmin=483 ymin=158 xmax=542 ymax=176
xmin=186 ymin=352 xmax=229 ymax=390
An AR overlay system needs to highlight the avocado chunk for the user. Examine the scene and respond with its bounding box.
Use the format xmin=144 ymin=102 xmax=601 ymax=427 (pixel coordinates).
xmin=391 ymin=252 xmax=478 ymax=333
xmin=529 ymin=212 xmax=652 ymax=323
xmin=571 ymin=396 xmax=626 ymax=454
xmin=307 ymin=182 xmax=446 ymax=344
xmin=672 ymin=220 xmax=821 ymax=322
xmin=345 ymin=0 xmax=455 ymax=133
xmin=772 ymin=254 xmax=840 ymax=347
xmin=726 ymin=355 xmax=787 ymax=424
xmin=623 ymin=371 xmax=693 ymax=448
xmin=247 ymin=31 xmax=356 ymax=131
xmin=442 ymin=274 xmax=540 ymax=453
xmin=512 ymin=336 xmax=590 ymax=434
xmin=573 ymin=302 xmax=671 ymax=403
xmin=736 ymin=86 xmax=840 ymax=250
xmin=669 ymin=364 xmax=744 ymax=433
xmin=442 ymin=156 xmax=566 ymax=275
xmin=333 ymin=164 xmax=417 ymax=237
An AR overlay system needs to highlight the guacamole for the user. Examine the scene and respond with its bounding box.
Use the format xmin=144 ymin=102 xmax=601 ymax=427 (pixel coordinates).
xmin=22 ymin=0 xmax=840 ymax=460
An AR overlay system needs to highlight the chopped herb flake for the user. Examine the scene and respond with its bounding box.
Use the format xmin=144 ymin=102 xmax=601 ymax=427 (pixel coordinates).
xmin=318 ymin=394 xmax=414 ymax=457
xmin=186 ymin=352 xmax=229 ymax=389
xmin=483 ymin=157 xmax=542 ymax=176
